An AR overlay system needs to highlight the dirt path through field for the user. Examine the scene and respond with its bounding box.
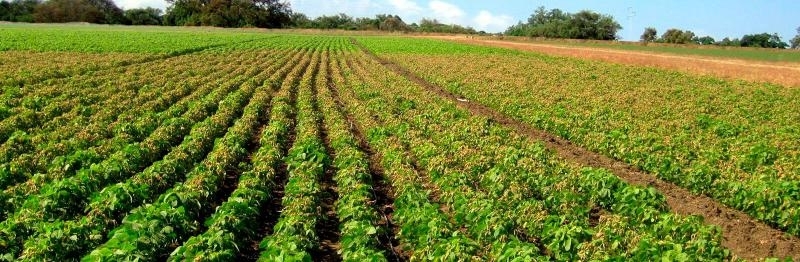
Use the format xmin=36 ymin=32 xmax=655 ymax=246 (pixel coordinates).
xmin=423 ymin=35 xmax=800 ymax=87
xmin=351 ymin=38 xmax=800 ymax=260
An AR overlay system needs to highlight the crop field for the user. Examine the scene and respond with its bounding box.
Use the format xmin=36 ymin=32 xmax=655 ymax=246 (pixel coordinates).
xmin=0 ymin=24 xmax=798 ymax=261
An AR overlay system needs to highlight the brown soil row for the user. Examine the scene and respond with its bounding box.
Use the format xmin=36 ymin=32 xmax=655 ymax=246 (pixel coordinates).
xmin=425 ymin=35 xmax=800 ymax=88
xmin=350 ymin=38 xmax=800 ymax=260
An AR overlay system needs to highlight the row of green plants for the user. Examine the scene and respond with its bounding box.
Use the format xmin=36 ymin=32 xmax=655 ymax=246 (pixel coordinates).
xmin=0 ymin=50 xmax=238 ymax=191
xmin=359 ymin=37 xmax=800 ymax=236
xmin=0 ymin=71 xmax=127 ymax=144
xmin=317 ymin=52 xmax=387 ymax=261
xmin=0 ymin=25 xmax=277 ymax=54
xmin=330 ymin=50 xmax=485 ymax=261
xmin=11 ymin=48 xmax=304 ymax=261
xmin=0 ymin=63 xmax=233 ymax=220
xmin=81 ymin=78 xmax=266 ymax=260
xmin=0 ymin=57 xmax=261 ymax=217
xmin=0 ymin=49 xmax=286 ymax=194
xmin=337 ymin=48 xmax=730 ymax=260
xmin=83 ymin=42 xmax=327 ymax=260
xmin=0 ymin=51 xmax=154 ymax=88
xmin=348 ymin=51 xmax=549 ymax=260
xmin=0 ymin=45 xmax=227 ymax=152
xmin=0 ymin=36 xmax=295 ymax=89
xmin=0 ymin=33 xmax=300 ymax=119
xmin=0 ymin=46 xmax=209 ymax=140
xmin=0 ymin=65 xmax=260 ymax=259
xmin=166 ymin=47 xmax=303 ymax=261
xmin=171 ymin=39 xmax=351 ymax=260
xmin=2 ymin=52 xmax=278 ymax=253
xmin=257 ymin=49 xmax=325 ymax=261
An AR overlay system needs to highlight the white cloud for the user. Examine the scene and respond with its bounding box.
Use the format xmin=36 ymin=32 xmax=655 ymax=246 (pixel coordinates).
xmin=288 ymin=0 xmax=378 ymax=17
xmin=427 ymin=0 xmax=465 ymax=24
xmin=388 ymin=0 xmax=423 ymax=15
xmin=114 ymin=0 xmax=167 ymax=10
xmin=473 ymin=10 xmax=514 ymax=33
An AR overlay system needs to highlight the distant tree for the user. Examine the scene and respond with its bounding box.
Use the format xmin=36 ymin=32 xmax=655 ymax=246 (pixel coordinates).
xmin=32 ymin=0 xmax=125 ymax=24
xmin=640 ymin=27 xmax=657 ymax=43
xmin=163 ymin=0 xmax=291 ymax=28
xmin=0 ymin=0 xmax=39 ymax=22
xmin=312 ymin=13 xmax=354 ymax=29
xmin=289 ymin=12 xmax=311 ymax=28
xmin=286 ymin=12 xmax=469 ymax=33
xmin=34 ymin=0 xmax=104 ymax=23
xmin=86 ymin=0 xmax=127 ymax=24
xmin=124 ymin=7 xmax=161 ymax=25
xmin=693 ymin=35 xmax=715 ymax=45
xmin=716 ymin=37 xmax=741 ymax=46
xmin=419 ymin=18 xmax=477 ymax=34
xmin=660 ymin=28 xmax=695 ymax=44
xmin=379 ymin=15 xmax=409 ymax=32
xmin=408 ymin=22 xmax=419 ymax=31
xmin=792 ymin=27 xmax=800 ymax=49
xmin=569 ymin=10 xmax=620 ymax=40
xmin=505 ymin=6 xmax=620 ymax=40
xmin=741 ymin=33 xmax=788 ymax=48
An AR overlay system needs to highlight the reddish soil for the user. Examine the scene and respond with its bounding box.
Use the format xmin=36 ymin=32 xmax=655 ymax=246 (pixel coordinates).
xmin=351 ymin=38 xmax=800 ymax=260
xmin=425 ymin=35 xmax=800 ymax=88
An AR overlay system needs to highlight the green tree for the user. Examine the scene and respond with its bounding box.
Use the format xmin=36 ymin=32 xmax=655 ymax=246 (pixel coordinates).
xmin=312 ymin=13 xmax=354 ymax=29
xmin=289 ymin=12 xmax=311 ymax=28
xmin=640 ymin=27 xmax=657 ymax=43
xmin=741 ymin=33 xmax=788 ymax=48
xmin=0 ymin=0 xmax=39 ymax=22
xmin=693 ymin=35 xmax=715 ymax=45
xmin=569 ymin=10 xmax=620 ymax=40
xmin=378 ymin=15 xmax=409 ymax=32
xmin=86 ymin=0 xmax=127 ymax=24
xmin=31 ymin=0 xmax=125 ymax=24
xmin=124 ymin=7 xmax=161 ymax=25
xmin=660 ymin=28 xmax=695 ymax=44
xmin=505 ymin=6 xmax=621 ymax=40
xmin=163 ymin=0 xmax=291 ymax=28
xmin=33 ymin=0 xmax=104 ymax=23
xmin=792 ymin=27 xmax=800 ymax=49
xmin=419 ymin=18 xmax=477 ymax=34
xmin=717 ymin=37 xmax=741 ymax=46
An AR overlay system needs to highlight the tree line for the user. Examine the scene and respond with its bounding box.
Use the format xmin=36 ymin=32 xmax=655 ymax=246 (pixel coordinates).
xmin=641 ymin=27 xmax=799 ymax=49
xmin=504 ymin=6 xmax=622 ymax=40
xmin=0 ymin=0 xmax=292 ymax=26
xmin=0 ymin=0 xmax=479 ymax=34
xmin=289 ymin=13 xmax=478 ymax=34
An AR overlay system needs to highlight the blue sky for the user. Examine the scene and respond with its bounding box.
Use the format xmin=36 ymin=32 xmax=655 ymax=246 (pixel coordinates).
xmin=115 ymin=0 xmax=799 ymax=41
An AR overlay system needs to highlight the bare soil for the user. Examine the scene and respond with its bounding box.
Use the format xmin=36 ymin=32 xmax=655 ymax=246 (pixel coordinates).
xmin=425 ymin=35 xmax=800 ymax=88
xmin=351 ymin=38 xmax=800 ymax=260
